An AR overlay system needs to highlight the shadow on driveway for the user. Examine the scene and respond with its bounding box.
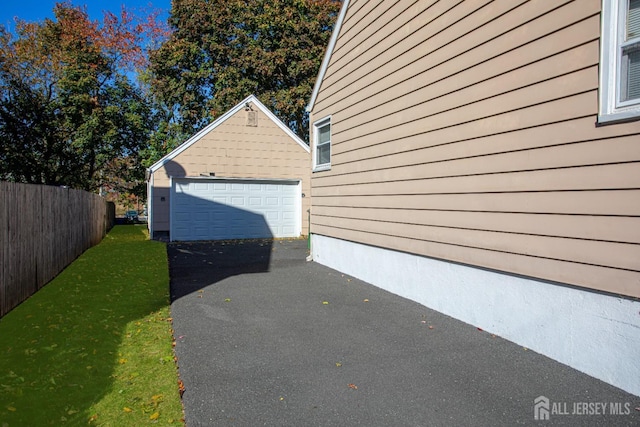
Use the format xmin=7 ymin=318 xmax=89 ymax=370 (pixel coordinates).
xmin=169 ymin=239 xmax=640 ymax=426
xmin=168 ymin=239 xmax=275 ymax=301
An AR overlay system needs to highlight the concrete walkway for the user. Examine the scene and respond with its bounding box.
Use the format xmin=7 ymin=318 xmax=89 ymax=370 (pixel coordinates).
xmin=168 ymin=239 xmax=639 ymax=426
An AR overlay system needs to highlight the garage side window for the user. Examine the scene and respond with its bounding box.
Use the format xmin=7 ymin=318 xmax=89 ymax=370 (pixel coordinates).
xmin=599 ymin=0 xmax=640 ymax=123
xmin=313 ymin=117 xmax=331 ymax=171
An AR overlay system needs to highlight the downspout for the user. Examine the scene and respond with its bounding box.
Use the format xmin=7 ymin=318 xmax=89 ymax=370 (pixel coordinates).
xmin=307 ymin=208 xmax=311 ymax=250
xmin=147 ymin=168 xmax=153 ymax=239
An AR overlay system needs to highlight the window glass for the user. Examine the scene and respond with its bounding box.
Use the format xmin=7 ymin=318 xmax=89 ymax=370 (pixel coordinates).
xmin=622 ymin=48 xmax=640 ymax=101
xmin=317 ymin=142 xmax=330 ymax=165
xmin=314 ymin=119 xmax=331 ymax=169
xmin=318 ymin=123 xmax=330 ymax=145
xmin=628 ymin=0 xmax=640 ymax=38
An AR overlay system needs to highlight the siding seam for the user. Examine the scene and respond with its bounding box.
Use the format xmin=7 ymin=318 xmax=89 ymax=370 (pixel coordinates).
xmin=331 ymin=90 xmax=597 ymax=155
xmin=312 ymin=213 xmax=640 ymax=245
xmin=315 ymin=135 xmax=640 ymax=175
xmin=318 ymin=0 xmax=578 ymax=113
xmin=309 ymin=224 xmax=640 ymax=273
xmin=311 ymin=160 xmax=640 ymax=187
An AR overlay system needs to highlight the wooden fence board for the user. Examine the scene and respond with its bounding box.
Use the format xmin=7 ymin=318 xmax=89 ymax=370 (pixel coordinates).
xmin=0 ymin=182 xmax=115 ymax=317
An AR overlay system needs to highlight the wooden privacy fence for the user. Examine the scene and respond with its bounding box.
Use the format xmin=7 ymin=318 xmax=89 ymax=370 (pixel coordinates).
xmin=0 ymin=181 xmax=115 ymax=318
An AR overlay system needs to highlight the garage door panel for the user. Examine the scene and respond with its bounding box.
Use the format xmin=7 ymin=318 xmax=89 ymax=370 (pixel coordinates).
xmin=230 ymin=197 xmax=245 ymax=206
xmin=194 ymin=183 xmax=208 ymax=190
xmin=265 ymin=211 xmax=280 ymax=221
xmin=171 ymin=178 xmax=300 ymax=241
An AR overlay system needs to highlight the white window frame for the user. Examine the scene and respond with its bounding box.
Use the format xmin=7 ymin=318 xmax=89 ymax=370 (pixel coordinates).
xmin=312 ymin=116 xmax=331 ymax=172
xmin=599 ymin=0 xmax=640 ymax=123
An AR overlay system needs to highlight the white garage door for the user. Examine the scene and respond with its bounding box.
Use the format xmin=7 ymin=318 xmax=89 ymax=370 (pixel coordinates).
xmin=171 ymin=178 xmax=301 ymax=241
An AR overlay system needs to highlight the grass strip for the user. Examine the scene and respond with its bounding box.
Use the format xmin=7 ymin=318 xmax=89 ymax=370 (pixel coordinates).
xmin=0 ymin=225 xmax=183 ymax=426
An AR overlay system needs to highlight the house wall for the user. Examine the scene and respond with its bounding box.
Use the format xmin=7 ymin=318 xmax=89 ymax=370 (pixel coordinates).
xmin=151 ymin=108 xmax=310 ymax=234
xmin=308 ymin=0 xmax=640 ymax=396
xmin=309 ymin=0 xmax=640 ymax=299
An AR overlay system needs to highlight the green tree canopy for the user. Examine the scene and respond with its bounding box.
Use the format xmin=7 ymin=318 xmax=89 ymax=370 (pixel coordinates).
xmin=0 ymin=2 xmax=166 ymax=194
xmin=149 ymin=0 xmax=340 ymax=149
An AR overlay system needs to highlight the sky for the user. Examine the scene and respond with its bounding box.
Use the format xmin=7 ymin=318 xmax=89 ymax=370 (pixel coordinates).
xmin=1 ymin=0 xmax=172 ymax=31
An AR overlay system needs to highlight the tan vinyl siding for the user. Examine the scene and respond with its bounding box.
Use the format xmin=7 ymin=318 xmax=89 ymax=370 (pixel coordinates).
xmin=152 ymin=108 xmax=310 ymax=233
xmin=310 ymin=224 xmax=640 ymax=298
xmin=310 ymin=0 xmax=640 ymax=297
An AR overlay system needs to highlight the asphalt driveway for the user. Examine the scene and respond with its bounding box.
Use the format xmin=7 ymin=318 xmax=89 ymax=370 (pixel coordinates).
xmin=168 ymin=239 xmax=639 ymax=426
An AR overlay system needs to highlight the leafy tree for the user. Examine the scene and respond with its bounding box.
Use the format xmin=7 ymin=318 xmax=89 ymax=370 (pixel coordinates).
xmin=149 ymin=0 xmax=340 ymax=148
xmin=0 ymin=2 xmax=166 ymax=196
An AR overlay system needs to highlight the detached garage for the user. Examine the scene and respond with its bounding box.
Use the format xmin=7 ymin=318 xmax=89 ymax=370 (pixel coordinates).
xmin=147 ymin=95 xmax=310 ymax=241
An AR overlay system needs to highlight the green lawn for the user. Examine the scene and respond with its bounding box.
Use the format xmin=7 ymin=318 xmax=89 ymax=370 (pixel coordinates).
xmin=0 ymin=225 xmax=183 ymax=426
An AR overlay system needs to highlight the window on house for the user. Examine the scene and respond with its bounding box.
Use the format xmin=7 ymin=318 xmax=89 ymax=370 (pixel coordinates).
xmin=313 ymin=117 xmax=331 ymax=171
xmin=599 ymin=0 xmax=640 ymax=123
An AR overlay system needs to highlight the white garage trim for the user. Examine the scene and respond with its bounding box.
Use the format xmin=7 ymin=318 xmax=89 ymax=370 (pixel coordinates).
xmin=170 ymin=177 xmax=302 ymax=242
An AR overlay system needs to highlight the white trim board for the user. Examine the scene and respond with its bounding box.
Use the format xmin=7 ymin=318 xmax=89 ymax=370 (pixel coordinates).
xmin=306 ymin=0 xmax=351 ymax=112
xmin=311 ymin=234 xmax=640 ymax=397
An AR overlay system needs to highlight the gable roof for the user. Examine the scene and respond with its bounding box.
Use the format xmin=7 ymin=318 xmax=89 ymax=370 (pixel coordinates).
xmin=306 ymin=0 xmax=351 ymax=112
xmin=149 ymin=94 xmax=309 ymax=174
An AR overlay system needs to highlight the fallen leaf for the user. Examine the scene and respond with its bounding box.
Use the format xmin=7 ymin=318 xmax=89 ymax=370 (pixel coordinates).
xmin=149 ymin=412 xmax=159 ymax=420
xmin=7 ymin=406 xmax=16 ymax=412
xmin=123 ymin=407 xmax=133 ymax=413
xmin=178 ymin=379 xmax=186 ymax=397
xmin=119 ymin=358 xmax=127 ymax=364
xmin=348 ymin=383 xmax=358 ymax=390
xmin=322 ymin=301 xmax=329 ymax=305
xmin=335 ymin=362 xmax=342 ymax=367
xmin=225 ymin=298 xmax=231 ymax=302
xmin=477 ymin=327 xmax=483 ymax=332
xmin=363 ymin=299 xmax=369 ymax=302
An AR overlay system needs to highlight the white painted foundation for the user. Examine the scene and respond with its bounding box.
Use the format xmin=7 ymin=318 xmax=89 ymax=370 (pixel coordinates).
xmin=311 ymin=234 xmax=640 ymax=397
